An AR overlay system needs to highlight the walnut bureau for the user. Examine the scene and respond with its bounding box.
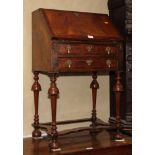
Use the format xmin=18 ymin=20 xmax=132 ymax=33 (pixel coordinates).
xmin=31 ymin=8 xmax=124 ymax=151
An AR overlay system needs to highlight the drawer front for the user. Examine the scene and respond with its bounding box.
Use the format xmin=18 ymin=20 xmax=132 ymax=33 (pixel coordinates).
xmin=58 ymin=58 xmax=118 ymax=72
xmin=57 ymin=43 xmax=118 ymax=57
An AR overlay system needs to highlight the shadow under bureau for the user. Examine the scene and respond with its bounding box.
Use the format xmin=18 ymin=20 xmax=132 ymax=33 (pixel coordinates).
xmin=31 ymin=8 xmax=125 ymax=151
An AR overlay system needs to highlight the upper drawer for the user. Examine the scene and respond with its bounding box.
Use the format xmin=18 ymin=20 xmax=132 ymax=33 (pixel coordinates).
xmin=56 ymin=43 xmax=118 ymax=57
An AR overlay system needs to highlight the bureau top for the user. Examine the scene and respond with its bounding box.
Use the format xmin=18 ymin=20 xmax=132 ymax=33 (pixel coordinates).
xmin=32 ymin=8 xmax=122 ymax=41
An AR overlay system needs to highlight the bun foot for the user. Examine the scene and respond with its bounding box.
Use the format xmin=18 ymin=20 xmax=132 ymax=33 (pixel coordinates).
xmin=114 ymin=132 xmax=125 ymax=142
xmin=32 ymin=129 xmax=42 ymax=138
xmin=49 ymin=141 xmax=61 ymax=151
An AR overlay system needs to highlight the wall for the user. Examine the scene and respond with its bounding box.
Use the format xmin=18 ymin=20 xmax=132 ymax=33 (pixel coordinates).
xmin=23 ymin=0 xmax=109 ymax=136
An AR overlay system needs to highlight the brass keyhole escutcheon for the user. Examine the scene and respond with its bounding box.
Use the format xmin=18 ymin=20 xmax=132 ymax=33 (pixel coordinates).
xmin=106 ymin=59 xmax=111 ymax=68
xmin=86 ymin=45 xmax=93 ymax=52
xmin=86 ymin=59 xmax=93 ymax=66
xmin=105 ymin=47 xmax=111 ymax=55
xmin=66 ymin=60 xmax=72 ymax=68
xmin=66 ymin=44 xmax=71 ymax=54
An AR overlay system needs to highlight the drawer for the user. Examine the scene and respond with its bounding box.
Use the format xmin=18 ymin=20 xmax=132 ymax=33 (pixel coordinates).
xmin=57 ymin=43 xmax=118 ymax=57
xmin=58 ymin=57 xmax=118 ymax=72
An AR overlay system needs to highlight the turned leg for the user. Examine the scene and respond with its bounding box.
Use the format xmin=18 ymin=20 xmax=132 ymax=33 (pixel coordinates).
xmin=48 ymin=74 xmax=60 ymax=151
xmin=90 ymin=72 xmax=99 ymax=132
xmin=31 ymin=72 xmax=42 ymax=138
xmin=113 ymin=71 xmax=124 ymax=140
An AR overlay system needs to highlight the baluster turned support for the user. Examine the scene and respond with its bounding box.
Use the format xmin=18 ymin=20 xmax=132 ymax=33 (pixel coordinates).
xmin=113 ymin=71 xmax=124 ymax=140
xmin=90 ymin=72 xmax=99 ymax=132
xmin=48 ymin=74 xmax=60 ymax=151
xmin=31 ymin=72 xmax=42 ymax=138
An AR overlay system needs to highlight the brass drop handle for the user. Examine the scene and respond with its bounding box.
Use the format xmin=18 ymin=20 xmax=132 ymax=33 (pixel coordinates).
xmin=86 ymin=59 xmax=93 ymax=66
xmin=86 ymin=45 xmax=93 ymax=52
xmin=66 ymin=44 xmax=71 ymax=54
xmin=66 ymin=60 xmax=72 ymax=68
xmin=105 ymin=47 xmax=111 ymax=55
xmin=106 ymin=59 xmax=111 ymax=68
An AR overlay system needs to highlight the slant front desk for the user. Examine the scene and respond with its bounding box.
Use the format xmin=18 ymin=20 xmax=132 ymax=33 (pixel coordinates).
xmin=32 ymin=8 xmax=124 ymax=151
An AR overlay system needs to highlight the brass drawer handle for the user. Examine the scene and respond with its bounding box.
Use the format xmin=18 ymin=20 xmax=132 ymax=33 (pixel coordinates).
xmin=86 ymin=59 xmax=93 ymax=66
xmin=106 ymin=59 xmax=112 ymax=68
xmin=66 ymin=44 xmax=71 ymax=54
xmin=66 ymin=60 xmax=72 ymax=68
xmin=105 ymin=47 xmax=111 ymax=55
xmin=86 ymin=45 xmax=93 ymax=52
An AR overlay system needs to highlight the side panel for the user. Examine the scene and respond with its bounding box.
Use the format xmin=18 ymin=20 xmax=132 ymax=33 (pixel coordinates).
xmin=32 ymin=10 xmax=52 ymax=72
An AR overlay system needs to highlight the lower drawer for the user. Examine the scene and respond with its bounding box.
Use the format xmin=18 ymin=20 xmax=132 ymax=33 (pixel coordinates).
xmin=58 ymin=58 xmax=118 ymax=72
